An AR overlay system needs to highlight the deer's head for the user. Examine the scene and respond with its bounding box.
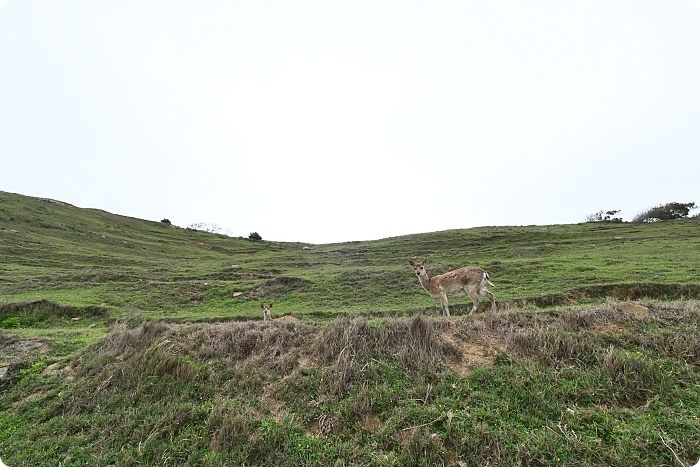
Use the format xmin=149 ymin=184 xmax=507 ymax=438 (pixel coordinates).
xmin=409 ymin=259 xmax=429 ymax=279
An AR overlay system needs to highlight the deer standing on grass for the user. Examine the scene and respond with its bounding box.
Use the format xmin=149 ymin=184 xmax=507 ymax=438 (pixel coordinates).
xmin=261 ymin=303 xmax=273 ymax=321
xmin=409 ymin=259 xmax=495 ymax=316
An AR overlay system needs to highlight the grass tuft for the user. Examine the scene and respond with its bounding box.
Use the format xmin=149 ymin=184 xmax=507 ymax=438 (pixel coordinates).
xmin=601 ymin=347 xmax=664 ymax=406
xmin=508 ymin=328 xmax=599 ymax=367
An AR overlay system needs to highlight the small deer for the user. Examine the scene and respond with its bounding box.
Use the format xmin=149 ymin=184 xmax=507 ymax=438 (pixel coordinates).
xmin=409 ymin=259 xmax=495 ymax=316
xmin=261 ymin=303 xmax=273 ymax=321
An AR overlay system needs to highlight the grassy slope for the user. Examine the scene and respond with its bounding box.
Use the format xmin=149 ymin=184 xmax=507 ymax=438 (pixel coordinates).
xmin=2 ymin=190 xmax=699 ymax=319
xmin=1 ymin=190 xmax=700 ymax=466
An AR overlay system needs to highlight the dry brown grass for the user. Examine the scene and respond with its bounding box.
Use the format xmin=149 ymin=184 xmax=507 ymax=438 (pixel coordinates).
xmin=439 ymin=302 xmax=699 ymax=374
xmin=508 ymin=328 xmax=600 ymax=367
xmin=63 ymin=301 xmax=700 ymax=419
xmin=313 ymin=315 xmax=455 ymax=397
xmin=632 ymin=327 xmax=700 ymax=366
xmin=492 ymin=283 xmax=700 ymax=311
xmin=0 ymin=333 xmax=48 ymax=363
xmin=0 ymin=329 xmax=16 ymax=347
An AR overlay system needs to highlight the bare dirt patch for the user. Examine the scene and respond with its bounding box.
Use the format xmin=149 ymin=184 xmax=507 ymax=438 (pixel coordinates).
xmin=41 ymin=362 xmax=76 ymax=381
xmin=441 ymin=324 xmax=507 ymax=378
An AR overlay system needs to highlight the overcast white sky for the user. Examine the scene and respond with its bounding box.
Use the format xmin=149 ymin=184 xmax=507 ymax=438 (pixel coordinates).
xmin=1 ymin=1 xmax=699 ymax=243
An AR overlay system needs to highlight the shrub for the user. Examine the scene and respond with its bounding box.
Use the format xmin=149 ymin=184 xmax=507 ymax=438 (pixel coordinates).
xmin=585 ymin=210 xmax=623 ymax=223
xmin=160 ymin=218 xmax=171 ymax=225
xmin=248 ymin=232 xmax=263 ymax=241
xmin=632 ymin=202 xmax=697 ymax=223
xmin=188 ymin=222 xmax=225 ymax=234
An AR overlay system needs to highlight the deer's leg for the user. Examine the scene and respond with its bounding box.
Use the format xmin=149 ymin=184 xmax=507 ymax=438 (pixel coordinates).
xmin=466 ymin=287 xmax=480 ymax=314
xmin=480 ymin=287 xmax=495 ymax=310
xmin=439 ymin=292 xmax=450 ymax=317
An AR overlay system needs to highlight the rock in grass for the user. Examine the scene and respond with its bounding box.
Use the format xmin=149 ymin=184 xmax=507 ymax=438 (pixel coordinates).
xmin=615 ymin=302 xmax=651 ymax=319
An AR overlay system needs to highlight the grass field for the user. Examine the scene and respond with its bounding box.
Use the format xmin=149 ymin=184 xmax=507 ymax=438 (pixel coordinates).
xmin=1 ymin=190 xmax=699 ymax=466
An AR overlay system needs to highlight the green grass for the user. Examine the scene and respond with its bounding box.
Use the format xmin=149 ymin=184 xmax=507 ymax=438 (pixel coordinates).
xmin=1 ymin=189 xmax=700 ymax=466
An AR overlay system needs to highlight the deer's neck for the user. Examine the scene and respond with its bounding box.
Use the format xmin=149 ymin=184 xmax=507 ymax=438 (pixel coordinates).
xmin=418 ymin=273 xmax=437 ymax=293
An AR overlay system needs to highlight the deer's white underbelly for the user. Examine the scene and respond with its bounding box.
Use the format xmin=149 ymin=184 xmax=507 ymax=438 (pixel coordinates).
xmin=430 ymin=285 xmax=467 ymax=297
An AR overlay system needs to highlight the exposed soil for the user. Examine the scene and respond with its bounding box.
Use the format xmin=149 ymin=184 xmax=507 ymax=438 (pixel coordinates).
xmin=41 ymin=362 xmax=76 ymax=381
xmin=441 ymin=328 xmax=504 ymax=377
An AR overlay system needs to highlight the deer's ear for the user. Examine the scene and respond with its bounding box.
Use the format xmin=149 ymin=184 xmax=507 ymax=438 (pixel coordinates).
xmin=423 ymin=258 xmax=428 ymax=264
xmin=269 ymin=303 xmax=273 ymax=308
xmin=409 ymin=260 xmax=416 ymax=266
xmin=260 ymin=304 xmax=264 ymax=309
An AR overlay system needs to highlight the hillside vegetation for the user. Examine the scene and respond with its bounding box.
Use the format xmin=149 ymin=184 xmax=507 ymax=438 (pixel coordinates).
xmin=1 ymin=190 xmax=699 ymax=466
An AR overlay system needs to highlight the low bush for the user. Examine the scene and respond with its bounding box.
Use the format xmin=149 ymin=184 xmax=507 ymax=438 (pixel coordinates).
xmin=585 ymin=209 xmax=623 ymax=223
xmin=632 ymin=201 xmax=697 ymax=223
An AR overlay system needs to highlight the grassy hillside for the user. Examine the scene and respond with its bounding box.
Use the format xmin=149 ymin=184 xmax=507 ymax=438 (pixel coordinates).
xmin=2 ymin=190 xmax=699 ymax=320
xmin=1 ymin=190 xmax=699 ymax=466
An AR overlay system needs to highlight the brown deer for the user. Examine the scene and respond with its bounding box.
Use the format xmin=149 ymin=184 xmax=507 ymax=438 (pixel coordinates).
xmin=261 ymin=303 xmax=273 ymax=321
xmin=409 ymin=259 xmax=494 ymax=316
